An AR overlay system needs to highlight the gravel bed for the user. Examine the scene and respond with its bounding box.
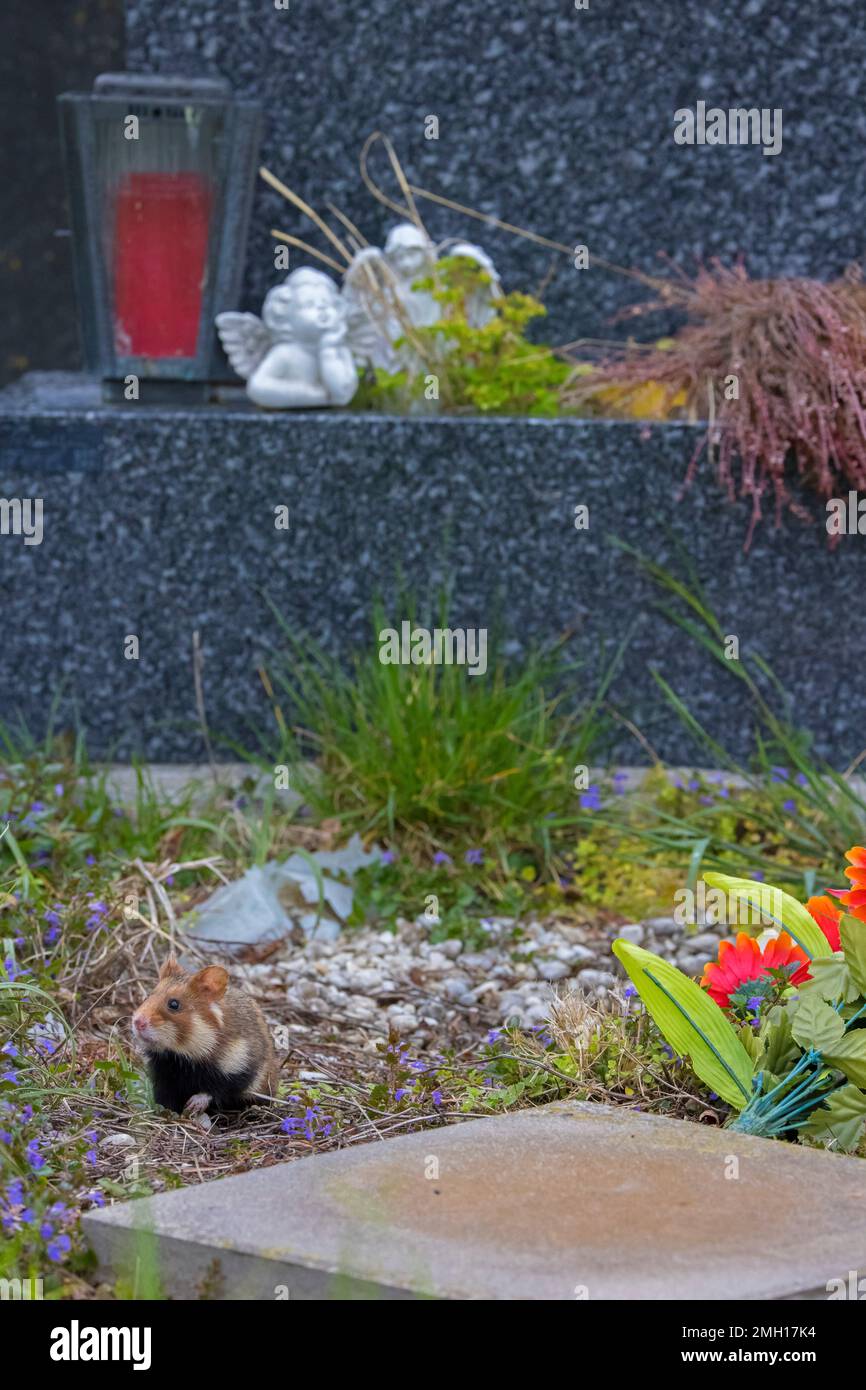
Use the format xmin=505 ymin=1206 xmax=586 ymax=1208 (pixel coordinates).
xmin=237 ymin=911 xmax=729 ymax=1053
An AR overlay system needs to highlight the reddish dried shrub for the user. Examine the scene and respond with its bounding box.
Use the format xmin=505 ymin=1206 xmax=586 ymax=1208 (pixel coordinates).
xmin=565 ymin=261 xmax=866 ymax=547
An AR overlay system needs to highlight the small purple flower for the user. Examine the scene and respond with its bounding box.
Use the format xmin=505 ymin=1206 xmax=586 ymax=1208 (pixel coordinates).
xmin=579 ymin=785 xmax=602 ymax=812
xmin=281 ymin=1116 xmax=302 ymax=1134
xmin=47 ymin=1233 xmax=71 ymax=1262
xmin=623 ymin=984 xmax=637 ymax=999
xmin=40 ymin=1221 xmax=54 ymax=1239
xmin=431 ymin=1089 xmax=443 ymax=1107
xmin=464 ymin=848 xmax=484 ymax=866
xmin=26 ymin=1139 xmax=45 ymax=1171
xmin=54 ymin=784 xmax=64 ymax=798
xmin=770 ymin=766 xmax=788 ymax=784
xmin=86 ymin=1191 xmax=106 ymax=1208
xmin=0 ymin=1071 xmax=17 ymax=1085
xmin=379 ymin=849 xmax=396 ymax=866
xmin=432 ymin=851 xmax=452 ymax=866
xmin=1 ymin=1043 xmax=19 ymax=1058
xmin=486 ymin=1028 xmax=502 ymax=1045
xmin=782 ymin=799 xmax=797 ymax=814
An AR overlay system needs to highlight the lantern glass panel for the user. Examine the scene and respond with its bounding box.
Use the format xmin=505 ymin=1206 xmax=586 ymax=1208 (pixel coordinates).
xmin=92 ymin=101 xmax=226 ymax=363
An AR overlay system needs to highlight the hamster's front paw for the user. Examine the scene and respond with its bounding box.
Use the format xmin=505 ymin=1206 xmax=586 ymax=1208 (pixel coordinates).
xmin=183 ymin=1091 xmax=212 ymax=1117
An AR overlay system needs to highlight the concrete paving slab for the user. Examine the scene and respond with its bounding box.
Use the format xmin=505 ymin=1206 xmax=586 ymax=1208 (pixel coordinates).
xmin=83 ymin=1102 xmax=866 ymax=1300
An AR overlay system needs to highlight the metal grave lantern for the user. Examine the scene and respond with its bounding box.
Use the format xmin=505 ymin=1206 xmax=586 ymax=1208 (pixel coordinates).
xmin=59 ymin=73 xmax=262 ymax=402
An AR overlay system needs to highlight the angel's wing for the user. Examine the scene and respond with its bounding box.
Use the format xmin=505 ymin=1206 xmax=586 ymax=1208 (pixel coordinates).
xmin=215 ymin=312 xmax=271 ymax=380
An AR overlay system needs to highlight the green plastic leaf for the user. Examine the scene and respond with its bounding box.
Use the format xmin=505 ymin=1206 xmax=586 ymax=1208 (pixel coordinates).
xmin=736 ymin=1021 xmax=763 ymax=1065
xmin=702 ymin=873 xmax=832 ymax=959
xmin=840 ymin=914 xmax=866 ymax=996
xmin=789 ymin=991 xmax=846 ymax=1052
xmin=802 ymin=1083 xmax=866 ymax=1152
xmin=755 ymin=1006 xmax=801 ymax=1076
xmin=799 ymin=954 xmax=860 ymax=1005
xmin=612 ymin=940 xmax=753 ymax=1109
xmin=824 ymin=1031 xmax=866 ymax=1088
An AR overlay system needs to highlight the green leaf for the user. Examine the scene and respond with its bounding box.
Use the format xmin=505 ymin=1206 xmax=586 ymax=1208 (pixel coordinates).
xmin=801 ymin=1083 xmax=866 ymax=1151
xmin=756 ymin=1005 xmax=801 ymax=1075
xmin=737 ymin=1021 xmax=763 ymax=1065
xmin=702 ymin=873 xmax=832 ymax=959
xmin=789 ymin=991 xmax=846 ymax=1052
xmin=799 ymin=954 xmax=860 ymax=1005
xmin=824 ymin=1031 xmax=866 ymax=1088
xmin=611 ymin=940 xmax=754 ymax=1108
xmin=840 ymin=914 xmax=866 ymax=996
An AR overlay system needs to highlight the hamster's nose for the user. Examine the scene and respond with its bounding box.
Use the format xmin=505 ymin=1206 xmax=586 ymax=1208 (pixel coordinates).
xmin=133 ymin=1013 xmax=147 ymax=1033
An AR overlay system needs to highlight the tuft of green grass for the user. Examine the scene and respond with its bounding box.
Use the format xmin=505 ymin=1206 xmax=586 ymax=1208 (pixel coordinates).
xmin=260 ymin=601 xmax=616 ymax=880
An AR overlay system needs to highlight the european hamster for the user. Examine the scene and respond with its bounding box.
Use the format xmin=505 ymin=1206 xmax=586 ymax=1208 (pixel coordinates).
xmin=132 ymin=956 xmax=278 ymax=1116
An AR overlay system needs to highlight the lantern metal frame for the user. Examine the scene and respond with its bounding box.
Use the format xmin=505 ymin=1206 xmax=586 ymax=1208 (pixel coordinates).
xmin=58 ymin=72 xmax=262 ymax=403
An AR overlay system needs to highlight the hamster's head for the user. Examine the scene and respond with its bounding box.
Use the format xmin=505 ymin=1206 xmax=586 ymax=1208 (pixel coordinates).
xmin=132 ymin=958 xmax=229 ymax=1060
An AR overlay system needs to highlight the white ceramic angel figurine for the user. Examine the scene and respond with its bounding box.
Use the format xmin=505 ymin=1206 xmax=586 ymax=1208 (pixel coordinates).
xmin=342 ymin=223 xmax=503 ymax=370
xmin=216 ymin=267 xmax=359 ymax=408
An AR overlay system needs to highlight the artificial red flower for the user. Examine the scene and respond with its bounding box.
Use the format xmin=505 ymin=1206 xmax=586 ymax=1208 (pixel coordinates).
xmin=700 ymin=931 xmax=811 ymax=1009
xmin=806 ymin=894 xmax=842 ymax=951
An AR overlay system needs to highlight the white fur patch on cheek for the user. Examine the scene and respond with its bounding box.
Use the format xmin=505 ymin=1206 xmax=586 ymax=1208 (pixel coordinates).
xmin=220 ymin=1037 xmax=251 ymax=1076
xmin=210 ymin=1003 xmax=224 ymax=1028
xmin=183 ymin=1014 xmax=219 ymax=1060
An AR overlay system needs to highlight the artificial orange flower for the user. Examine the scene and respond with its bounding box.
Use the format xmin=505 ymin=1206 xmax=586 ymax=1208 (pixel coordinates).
xmin=700 ymin=931 xmax=811 ymax=1009
xmin=806 ymin=894 xmax=842 ymax=952
xmin=830 ymin=846 xmax=866 ymax=922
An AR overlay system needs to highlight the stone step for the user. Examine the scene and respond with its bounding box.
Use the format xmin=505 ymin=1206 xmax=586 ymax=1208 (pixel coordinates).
xmin=83 ymin=1101 xmax=866 ymax=1300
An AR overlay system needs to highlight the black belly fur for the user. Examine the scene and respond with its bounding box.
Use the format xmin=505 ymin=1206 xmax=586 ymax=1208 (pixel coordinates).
xmin=147 ymin=1050 xmax=259 ymax=1114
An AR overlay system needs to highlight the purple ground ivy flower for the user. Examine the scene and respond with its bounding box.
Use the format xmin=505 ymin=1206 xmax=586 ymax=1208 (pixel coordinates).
xmin=579 ymin=785 xmax=602 ymax=811
xmin=26 ymin=1139 xmax=45 ymax=1171
xmin=464 ymin=848 xmax=484 ymax=865
xmin=432 ymin=851 xmax=452 ymax=866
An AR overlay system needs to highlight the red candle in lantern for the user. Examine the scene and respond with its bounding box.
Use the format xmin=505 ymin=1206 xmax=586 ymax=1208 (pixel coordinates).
xmin=113 ymin=171 xmax=213 ymax=358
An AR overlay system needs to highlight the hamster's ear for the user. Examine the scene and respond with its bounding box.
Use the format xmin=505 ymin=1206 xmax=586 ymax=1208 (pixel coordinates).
xmin=190 ymin=965 xmax=229 ymax=1001
xmin=159 ymin=954 xmax=183 ymax=980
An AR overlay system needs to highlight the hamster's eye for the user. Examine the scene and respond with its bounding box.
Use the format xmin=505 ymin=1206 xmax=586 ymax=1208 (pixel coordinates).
xmin=167 ymin=998 xmax=181 ymax=1012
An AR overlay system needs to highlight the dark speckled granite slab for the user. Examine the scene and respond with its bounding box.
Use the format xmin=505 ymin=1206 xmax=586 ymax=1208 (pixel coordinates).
xmin=0 ymin=373 xmax=857 ymax=764
xmin=126 ymin=0 xmax=866 ymax=346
